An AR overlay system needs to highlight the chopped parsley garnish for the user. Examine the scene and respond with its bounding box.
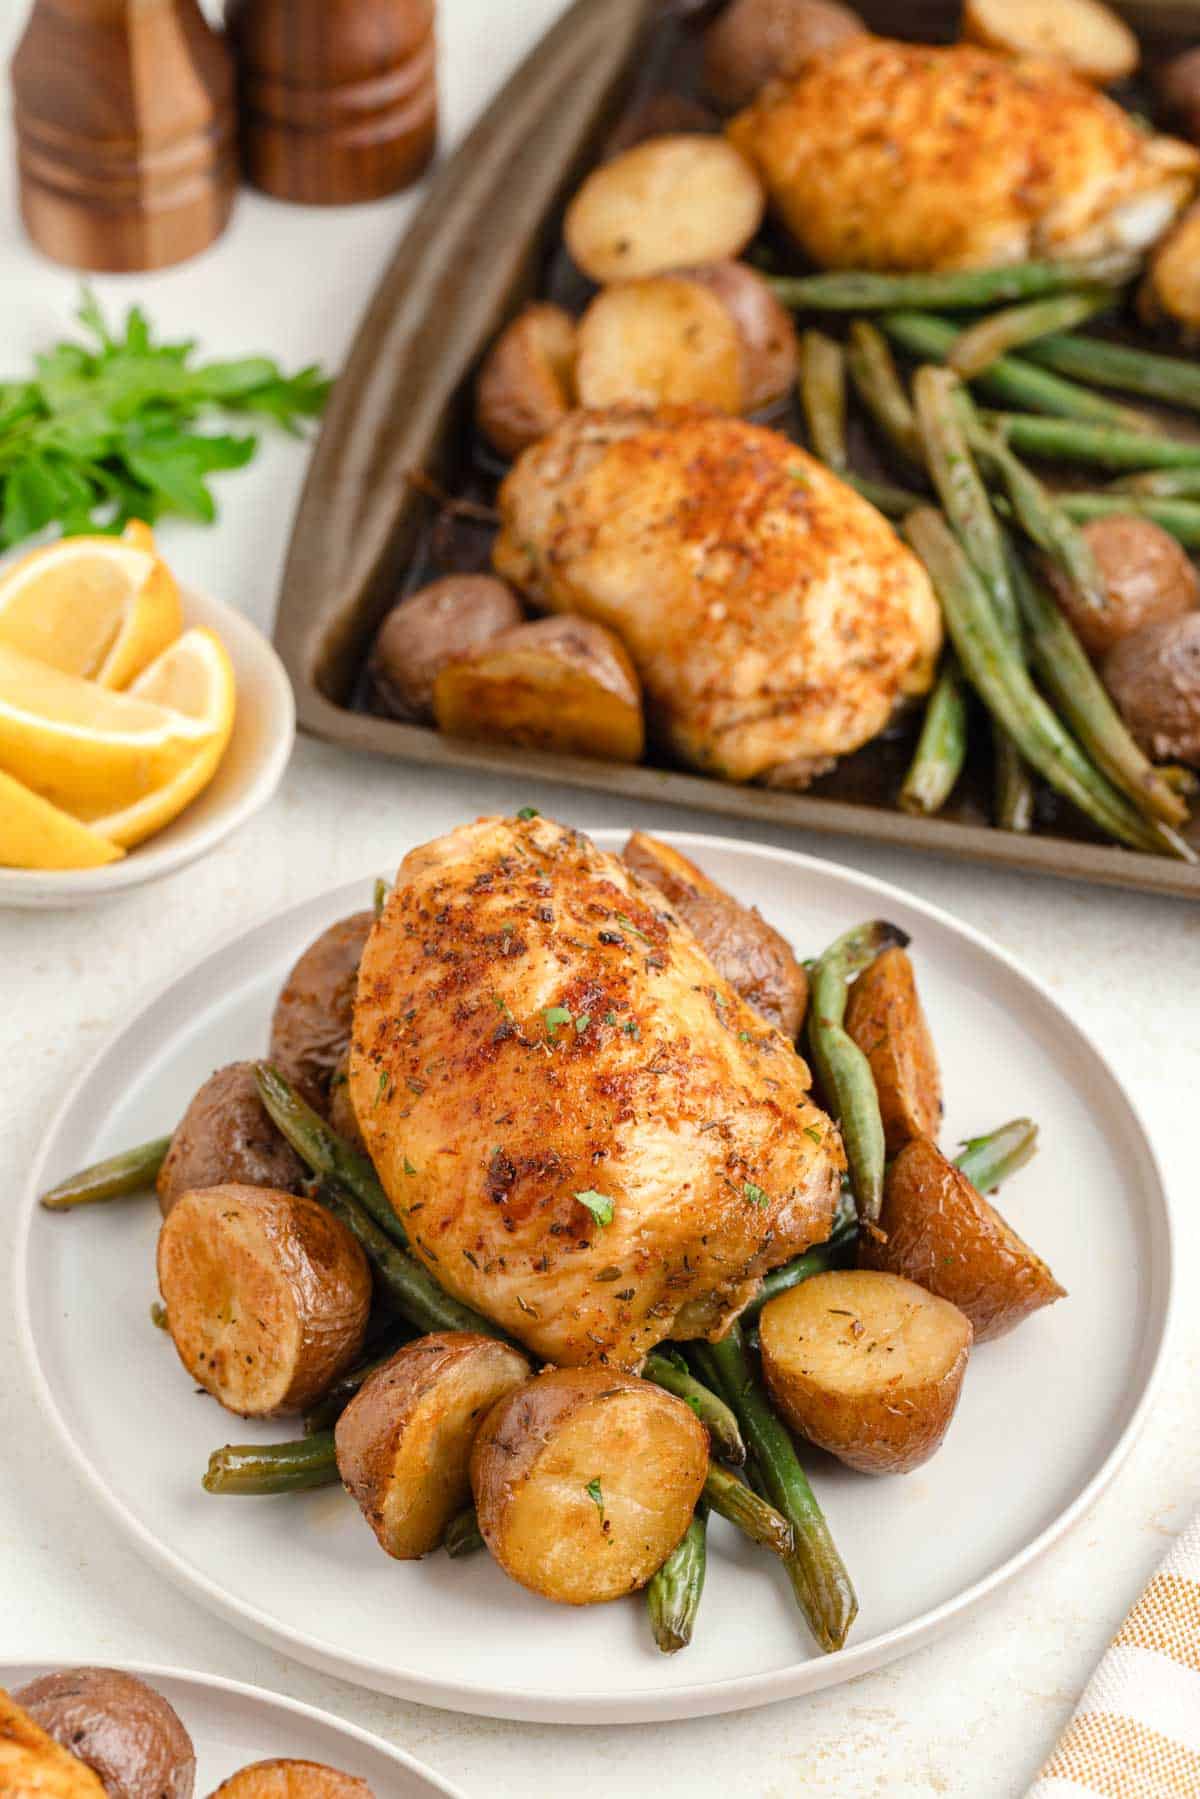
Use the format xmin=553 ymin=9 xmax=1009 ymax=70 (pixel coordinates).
xmin=621 ymin=1020 xmax=640 ymax=1039
xmin=575 ymin=1189 xmax=614 ymax=1228
xmin=374 ymin=1070 xmax=391 ymax=1106
xmin=585 ymin=1477 xmax=604 ymax=1518
xmin=803 ymin=1126 xmax=823 ymax=1145
xmin=543 ymin=1005 xmax=573 ymax=1038
xmin=402 ymin=1157 xmax=418 ymax=1176
xmin=575 ymin=1013 xmax=592 ymax=1033
xmin=605 ymin=1011 xmax=618 ymax=1025
xmin=744 ymin=1182 xmax=769 ymax=1207
xmin=615 ymin=912 xmax=652 ymax=943
xmin=516 ymin=806 xmax=540 ymax=820
xmin=738 ymin=1030 xmax=752 ymax=1042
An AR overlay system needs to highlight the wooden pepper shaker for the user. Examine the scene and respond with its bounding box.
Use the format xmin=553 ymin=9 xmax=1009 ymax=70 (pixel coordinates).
xmin=10 ymin=0 xmax=237 ymax=272
xmin=225 ymin=0 xmax=437 ymax=206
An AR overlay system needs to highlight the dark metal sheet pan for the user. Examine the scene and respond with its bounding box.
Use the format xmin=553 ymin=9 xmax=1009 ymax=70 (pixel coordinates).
xmin=273 ymin=0 xmax=1200 ymax=900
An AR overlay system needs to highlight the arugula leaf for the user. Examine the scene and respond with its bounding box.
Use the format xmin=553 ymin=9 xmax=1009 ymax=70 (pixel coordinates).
xmin=575 ymin=1189 xmax=614 ymax=1228
xmin=0 ymin=289 xmax=331 ymax=550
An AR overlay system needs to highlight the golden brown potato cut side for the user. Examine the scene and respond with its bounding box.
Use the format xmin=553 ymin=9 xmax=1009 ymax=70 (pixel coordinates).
xmin=470 ymin=1367 xmax=709 ymax=1605
xmin=0 ymin=1688 xmax=107 ymax=1798
xmin=961 ymin=0 xmax=1138 ymax=87
xmin=157 ymin=1184 xmax=372 ymax=1416
xmin=14 ymin=1669 xmax=195 ymax=1799
xmin=843 ymin=945 xmax=941 ymax=1153
xmin=563 ymin=134 xmax=765 ymax=284
xmin=269 ymin=911 xmax=374 ymax=1115
xmin=860 ymin=1138 xmax=1065 ymax=1341
xmin=157 ymin=1060 xmax=306 ymax=1217
xmin=432 ymin=616 xmax=645 ymax=762
xmin=622 ymin=830 xmax=808 ymax=1036
xmin=207 ymin=1761 xmax=372 ymax=1798
xmin=760 ymin=1269 xmax=971 ymax=1474
xmin=335 ymin=1333 xmax=532 ymax=1559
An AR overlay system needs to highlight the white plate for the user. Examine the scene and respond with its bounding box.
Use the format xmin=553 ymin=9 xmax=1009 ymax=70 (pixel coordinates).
xmin=2 ymin=1660 xmax=464 ymax=1795
xmin=15 ymin=831 xmax=1173 ymax=1723
xmin=0 ymin=586 xmax=294 ymax=909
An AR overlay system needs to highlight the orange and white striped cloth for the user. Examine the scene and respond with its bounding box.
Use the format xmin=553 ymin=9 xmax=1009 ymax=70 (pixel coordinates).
xmin=1028 ymin=1509 xmax=1200 ymax=1798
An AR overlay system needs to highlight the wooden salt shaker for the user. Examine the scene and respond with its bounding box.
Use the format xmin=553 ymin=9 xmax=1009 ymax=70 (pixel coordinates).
xmin=224 ymin=0 xmax=438 ymax=206
xmin=10 ymin=0 xmax=237 ymax=272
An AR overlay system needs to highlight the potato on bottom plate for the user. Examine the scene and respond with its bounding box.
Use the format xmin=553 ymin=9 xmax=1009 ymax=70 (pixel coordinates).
xmin=335 ymin=1333 xmax=532 ymax=1559
xmin=433 ymin=617 xmax=645 ymax=762
xmin=208 ymin=1762 xmax=371 ymax=1798
xmin=962 ymin=0 xmax=1138 ymax=86
xmin=702 ymin=0 xmax=866 ymax=112
xmin=622 ymin=830 xmax=808 ymax=1035
xmin=844 ymin=945 xmax=941 ymax=1153
xmin=575 ymin=263 xmax=797 ymax=416
xmin=269 ymin=912 xmax=374 ymax=1116
xmin=563 ymin=134 xmax=765 ymax=284
xmin=157 ymin=1185 xmax=372 ymax=1417
xmin=369 ymin=576 xmax=524 ymax=722
xmin=860 ymin=1138 xmax=1065 ymax=1342
xmin=0 ymin=1688 xmax=106 ymax=1797
xmin=156 ymin=1060 xmax=306 ymax=1217
xmin=760 ymin=1269 xmax=971 ymax=1474
xmin=14 ymin=1669 xmax=195 ymax=1799
xmin=1043 ymin=515 xmax=1199 ymax=660
xmin=471 ymin=1368 xmax=709 ymax=1605
xmin=475 ymin=303 xmax=578 ymax=460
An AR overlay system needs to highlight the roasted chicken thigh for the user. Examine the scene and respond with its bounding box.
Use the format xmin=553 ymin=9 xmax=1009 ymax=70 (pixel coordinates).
xmin=728 ymin=36 xmax=1199 ymax=272
xmin=493 ymin=407 xmax=941 ymax=786
xmin=350 ymin=816 xmax=843 ymax=1367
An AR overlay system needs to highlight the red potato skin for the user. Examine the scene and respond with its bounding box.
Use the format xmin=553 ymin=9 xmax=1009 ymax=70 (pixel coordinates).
xmin=1044 ymin=515 xmax=1199 ymax=659
xmin=622 ymin=829 xmax=808 ymax=1034
xmin=270 ymin=912 xmax=374 ymax=1113
xmin=0 ymin=1689 xmax=107 ymax=1798
xmin=369 ymin=577 xmax=524 ymax=723
xmin=703 ymin=0 xmax=866 ymax=111
xmin=1103 ymin=610 xmax=1200 ymax=764
xmin=843 ymin=945 xmax=942 ymax=1153
xmin=157 ymin=1185 xmax=373 ymax=1416
xmin=15 ymin=1669 xmax=195 ymax=1799
xmin=860 ymin=1138 xmax=1065 ymax=1342
xmin=157 ymin=1060 xmax=306 ymax=1217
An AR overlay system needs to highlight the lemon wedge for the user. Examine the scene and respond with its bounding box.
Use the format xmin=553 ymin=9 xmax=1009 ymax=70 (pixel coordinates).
xmin=0 ymin=769 xmax=124 ymax=870
xmin=0 ymin=642 xmax=217 ymax=817
xmin=88 ymin=628 xmax=237 ymax=848
xmin=0 ymin=524 xmax=182 ymax=690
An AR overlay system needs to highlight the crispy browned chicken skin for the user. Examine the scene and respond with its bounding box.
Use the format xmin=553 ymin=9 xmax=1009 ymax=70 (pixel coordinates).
xmin=350 ymin=817 xmax=843 ymax=1367
xmin=729 ymin=36 xmax=1199 ymax=271
xmin=493 ymin=407 xmax=941 ymax=787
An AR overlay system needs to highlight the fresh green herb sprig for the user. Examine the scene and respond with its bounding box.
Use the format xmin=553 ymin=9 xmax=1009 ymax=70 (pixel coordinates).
xmin=0 ymin=290 xmax=331 ymax=549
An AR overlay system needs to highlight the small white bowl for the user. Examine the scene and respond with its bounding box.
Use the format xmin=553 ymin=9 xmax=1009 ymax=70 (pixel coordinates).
xmin=0 ymin=586 xmax=295 ymax=909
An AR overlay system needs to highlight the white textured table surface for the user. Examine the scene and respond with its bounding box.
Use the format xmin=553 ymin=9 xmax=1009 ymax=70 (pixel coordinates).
xmin=1 ymin=5 xmax=1198 ymax=1794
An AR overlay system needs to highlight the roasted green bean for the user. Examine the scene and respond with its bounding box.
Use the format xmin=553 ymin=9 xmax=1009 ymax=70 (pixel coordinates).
xmin=40 ymin=1136 xmax=170 ymax=1210
xmin=946 ymin=292 xmax=1111 ymax=378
